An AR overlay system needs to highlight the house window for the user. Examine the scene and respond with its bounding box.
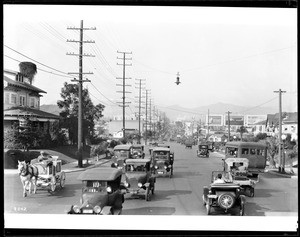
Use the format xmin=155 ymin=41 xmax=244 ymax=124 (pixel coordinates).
xmin=11 ymin=93 xmax=17 ymax=104
xmin=4 ymin=93 xmax=9 ymax=104
xmin=30 ymin=97 xmax=35 ymax=107
xmin=19 ymin=95 xmax=25 ymax=106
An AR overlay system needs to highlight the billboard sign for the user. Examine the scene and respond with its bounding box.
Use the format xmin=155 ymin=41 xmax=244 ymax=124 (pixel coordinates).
xmin=225 ymin=115 xmax=244 ymax=126
xmin=246 ymin=115 xmax=267 ymax=126
xmin=207 ymin=115 xmax=223 ymax=126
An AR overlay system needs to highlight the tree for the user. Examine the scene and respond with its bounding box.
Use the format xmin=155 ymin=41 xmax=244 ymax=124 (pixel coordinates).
xmin=19 ymin=62 xmax=37 ymax=85
xmin=256 ymin=133 xmax=268 ymax=141
xmin=236 ymin=125 xmax=248 ymax=141
xmin=265 ymin=136 xmax=279 ymax=168
xmin=57 ymin=82 xmax=105 ymax=145
xmin=90 ymin=141 xmax=108 ymax=161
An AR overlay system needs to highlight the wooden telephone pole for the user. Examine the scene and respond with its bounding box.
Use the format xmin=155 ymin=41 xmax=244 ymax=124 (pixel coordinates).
xmin=227 ymin=111 xmax=232 ymax=142
xmin=117 ymin=51 xmax=132 ymax=138
xmin=135 ymin=79 xmax=146 ymax=144
xmin=67 ymin=20 xmax=95 ymax=168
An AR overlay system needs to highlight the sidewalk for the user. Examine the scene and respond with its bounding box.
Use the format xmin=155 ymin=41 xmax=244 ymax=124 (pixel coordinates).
xmin=265 ymin=166 xmax=298 ymax=179
xmin=62 ymin=154 xmax=111 ymax=173
xmin=4 ymin=154 xmax=111 ymax=175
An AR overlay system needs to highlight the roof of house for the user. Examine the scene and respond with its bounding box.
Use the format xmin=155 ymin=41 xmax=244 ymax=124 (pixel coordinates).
xmin=4 ymin=106 xmax=60 ymax=119
xmin=267 ymin=112 xmax=298 ymax=126
xmin=4 ymin=75 xmax=46 ymax=93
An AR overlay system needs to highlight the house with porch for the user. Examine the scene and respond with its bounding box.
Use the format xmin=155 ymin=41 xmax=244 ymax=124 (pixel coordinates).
xmin=4 ymin=69 xmax=60 ymax=132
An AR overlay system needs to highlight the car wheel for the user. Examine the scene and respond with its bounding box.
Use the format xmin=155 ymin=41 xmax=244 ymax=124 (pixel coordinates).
xmin=202 ymin=195 xmax=206 ymax=206
xmin=59 ymin=172 xmax=66 ymax=188
xmin=151 ymin=185 xmax=155 ymax=195
xmin=171 ymin=167 xmax=173 ymax=176
xmin=206 ymin=203 xmax=211 ymax=215
xmin=218 ymin=193 xmax=235 ymax=209
xmin=145 ymin=187 xmax=151 ymax=201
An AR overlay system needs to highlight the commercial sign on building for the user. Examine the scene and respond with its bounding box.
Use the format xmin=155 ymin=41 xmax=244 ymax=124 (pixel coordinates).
xmin=225 ymin=115 xmax=244 ymax=126
xmin=245 ymin=115 xmax=267 ymax=126
xmin=207 ymin=115 xmax=223 ymax=126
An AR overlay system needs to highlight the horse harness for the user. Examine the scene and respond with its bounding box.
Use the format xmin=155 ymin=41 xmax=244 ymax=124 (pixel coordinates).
xmin=19 ymin=164 xmax=39 ymax=179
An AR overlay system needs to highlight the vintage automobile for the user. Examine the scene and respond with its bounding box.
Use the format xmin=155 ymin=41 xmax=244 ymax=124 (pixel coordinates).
xmin=131 ymin=144 xmax=145 ymax=159
xmin=151 ymin=147 xmax=174 ymax=178
xmin=197 ymin=144 xmax=209 ymax=158
xmin=122 ymin=158 xmax=156 ymax=201
xmin=202 ymin=171 xmax=246 ymax=216
xmin=185 ymin=139 xmax=194 ymax=149
xmin=111 ymin=144 xmax=133 ymax=170
xmin=68 ymin=167 xmax=125 ymax=215
xmin=30 ymin=156 xmax=66 ymax=193
xmin=223 ymin=157 xmax=256 ymax=197
xmin=148 ymin=142 xmax=159 ymax=155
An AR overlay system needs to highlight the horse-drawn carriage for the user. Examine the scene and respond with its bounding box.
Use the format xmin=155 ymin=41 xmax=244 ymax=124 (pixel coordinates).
xmin=18 ymin=156 xmax=66 ymax=197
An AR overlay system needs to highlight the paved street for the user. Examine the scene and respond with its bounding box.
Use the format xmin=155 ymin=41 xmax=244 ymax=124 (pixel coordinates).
xmin=4 ymin=142 xmax=298 ymax=216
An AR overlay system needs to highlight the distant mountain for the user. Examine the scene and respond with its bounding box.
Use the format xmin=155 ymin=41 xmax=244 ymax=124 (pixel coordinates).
xmin=40 ymin=102 xmax=279 ymax=120
xmin=161 ymin=102 xmax=278 ymax=120
xmin=40 ymin=104 xmax=62 ymax=116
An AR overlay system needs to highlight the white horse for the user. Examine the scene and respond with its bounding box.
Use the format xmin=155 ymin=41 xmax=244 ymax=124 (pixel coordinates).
xmin=17 ymin=160 xmax=39 ymax=197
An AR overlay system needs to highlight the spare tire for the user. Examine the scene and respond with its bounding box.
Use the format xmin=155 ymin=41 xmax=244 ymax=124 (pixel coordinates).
xmin=218 ymin=193 xmax=235 ymax=209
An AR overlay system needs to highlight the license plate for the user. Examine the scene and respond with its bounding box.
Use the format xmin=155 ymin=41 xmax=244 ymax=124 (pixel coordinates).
xmin=158 ymin=171 xmax=164 ymax=174
xmin=207 ymin=194 xmax=217 ymax=199
xmin=82 ymin=209 xmax=93 ymax=214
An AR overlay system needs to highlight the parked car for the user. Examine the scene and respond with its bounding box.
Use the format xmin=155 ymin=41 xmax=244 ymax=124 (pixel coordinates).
xmin=111 ymin=144 xmax=133 ymax=170
xmin=131 ymin=144 xmax=145 ymax=159
xmin=151 ymin=147 xmax=174 ymax=178
xmin=122 ymin=158 xmax=156 ymax=201
xmin=185 ymin=139 xmax=194 ymax=149
xmin=202 ymin=171 xmax=246 ymax=216
xmin=197 ymin=144 xmax=209 ymax=158
xmin=68 ymin=167 xmax=125 ymax=215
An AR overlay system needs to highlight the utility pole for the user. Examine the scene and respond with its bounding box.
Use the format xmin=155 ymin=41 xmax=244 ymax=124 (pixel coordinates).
xmin=117 ymin=51 xmax=132 ymax=138
xmin=153 ymin=105 xmax=156 ymax=140
xmin=135 ymin=79 xmax=146 ymax=144
xmin=274 ymin=89 xmax=286 ymax=173
xmin=144 ymin=89 xmax=150 ymax=145
xmin=207 ymin=109 xmax=210 ymax=139
xmin=227 ymin=111 xmax=232 ymax=142
xmin=149 ymin=98 xmax=152 ymax=139
xmin=67 ymin=20 xmax=95 ymax=168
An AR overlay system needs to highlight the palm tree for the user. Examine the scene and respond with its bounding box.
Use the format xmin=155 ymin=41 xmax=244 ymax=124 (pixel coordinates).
xmin=236 ymin=125 xmax=248 ymax=141
xmin=19 ymin=62 xmax=37 ymax=85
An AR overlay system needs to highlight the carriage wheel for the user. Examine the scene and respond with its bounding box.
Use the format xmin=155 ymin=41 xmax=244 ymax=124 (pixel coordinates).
xmin=59 ymin=172 xmax=66 ymax=188
xmin=49 ymin=176 xmax=56 ymax=192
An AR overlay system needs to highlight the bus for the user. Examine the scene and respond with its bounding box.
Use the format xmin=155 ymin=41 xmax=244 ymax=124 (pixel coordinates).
xmin=224 ymin=141 xmax=267 ymax=177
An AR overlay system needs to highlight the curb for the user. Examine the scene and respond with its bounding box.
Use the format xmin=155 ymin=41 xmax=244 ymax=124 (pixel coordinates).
xmin=266 ymin=169 xmax=298 ymax=179
xmin=63 ymin=159 xmax=111 ymax=173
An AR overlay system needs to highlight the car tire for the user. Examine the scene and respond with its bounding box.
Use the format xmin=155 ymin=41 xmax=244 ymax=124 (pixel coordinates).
xmin=151 ymin=185 xmax=155 ymax=195
xmin=206 ymin=203 xmax=211 ymax=215
xmin=49 ymin=176 xmax=56 ymax=192
xmin=202 ymin=195 xmax=206 ymax=206
xmin=249 ymin=187 xmax=255 ymax=197
xmin=239 ymin=204 xmax=244 ymax=216
xmin=218 ymin=193 xmax=235 ymax=209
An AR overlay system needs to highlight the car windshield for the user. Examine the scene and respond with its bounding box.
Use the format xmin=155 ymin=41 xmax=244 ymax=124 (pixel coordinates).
xmin=125 ymin=164 xmax=146 ymax=172
xmin=114 ymin=150 xmax=129 ymax=158
xmin=154 ymin=151 xmax=169 ymax=159
xmin=199 ymin=145 xmax=207 ymax=149
xmin=83 ymin=180 xmax=107 ymax=193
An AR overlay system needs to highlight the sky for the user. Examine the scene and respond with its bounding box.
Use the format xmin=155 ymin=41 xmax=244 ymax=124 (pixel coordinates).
xmin=3 ymin=5 xmax=297 ymax=117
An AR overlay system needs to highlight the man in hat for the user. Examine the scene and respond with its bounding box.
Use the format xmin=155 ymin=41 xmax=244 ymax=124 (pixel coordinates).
xmin=37 ymin=151 xmax=48 ymax=162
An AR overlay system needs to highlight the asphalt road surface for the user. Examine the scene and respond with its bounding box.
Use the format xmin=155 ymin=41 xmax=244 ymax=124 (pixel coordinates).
xmin=4 ymin=142 xmax=298 ymax=216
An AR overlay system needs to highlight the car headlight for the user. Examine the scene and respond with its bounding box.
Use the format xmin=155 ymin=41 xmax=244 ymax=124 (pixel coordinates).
xmin=106 ymin=186 xmax=112 ymax=193
xmin=168 ymin=165 xmax=172 ymax=168
xmin=164 ymin=166 xmax=167 ymax=169
xmin=124 ymin=181 xmax=129 ymax=188
xmin=154 ymin=165 xmax=158 ymax=169
xmin=93 ymin=205 xmax=101 ymax=214
xmin=73 ymin=205 xmax=80 ymax=214
xmin=138 ymin=183 xmax=143 ymax=188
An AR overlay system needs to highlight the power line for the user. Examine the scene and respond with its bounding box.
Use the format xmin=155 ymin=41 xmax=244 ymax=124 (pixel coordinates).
xmin=237 ymin=97 xmax=278 ymax=113
xmin=4 ymin=45 xmax=72 ymax=77
xmin=4 ymin=54 xmax=74 ymax=79
xmin=90 ymin=82 xmax=118 ymax=106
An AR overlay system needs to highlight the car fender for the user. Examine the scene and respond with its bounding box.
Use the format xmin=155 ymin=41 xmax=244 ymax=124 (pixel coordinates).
xmin=101 ymin=206 xmax=112 ymax=215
